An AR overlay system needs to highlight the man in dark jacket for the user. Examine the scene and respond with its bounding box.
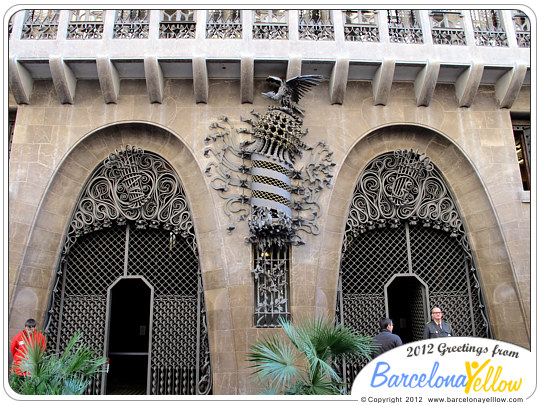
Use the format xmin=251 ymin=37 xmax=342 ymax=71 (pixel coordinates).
xmin=371 ymin=318 xmax=402 ymax=358
xmin=423 ymin=307 xmax=454 ymax=339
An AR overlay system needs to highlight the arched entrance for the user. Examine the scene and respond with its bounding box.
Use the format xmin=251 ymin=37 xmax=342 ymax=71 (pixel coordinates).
xmin=336 ymin=149 xmax=491 ymax=387
xmin=44 ymin=146 xmax=212 ymax=395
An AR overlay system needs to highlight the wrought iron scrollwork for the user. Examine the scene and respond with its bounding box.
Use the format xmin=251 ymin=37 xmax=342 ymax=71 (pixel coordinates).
xmin=64 ymin=145 xmax=196 ymax=257
xmin=205 ymin=77 xmax=335 ymax=326
xmin=45 ymin=146 xmax=212 ymax=395
xmin=345 ymin=149 xmax=463 ymax=239
xmin=337 ymin=149 xmax=492 ymax=390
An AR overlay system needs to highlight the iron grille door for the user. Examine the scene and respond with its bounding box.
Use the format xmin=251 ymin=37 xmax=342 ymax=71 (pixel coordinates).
xmin=44 ymin=146 xmax=212 ymax=395
xmin=336 ymin=150 xmax=491 ymax=390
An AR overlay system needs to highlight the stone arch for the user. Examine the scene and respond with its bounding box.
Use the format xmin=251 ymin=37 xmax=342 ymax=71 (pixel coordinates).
xmin=9 ymin=122 xmax=233 ymax=392
xmin=317 ymin=124 xmax=528 ymax=346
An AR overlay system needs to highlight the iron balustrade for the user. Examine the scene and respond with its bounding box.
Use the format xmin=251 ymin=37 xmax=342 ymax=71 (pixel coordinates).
xmin=12 ymin=9 xmax=530 ymax=47
xmin=160 ymin=9 xmax=196 ymax=39
xmin=388 ymin=10 xmax=423 ymax=44
xmin=299 ymin=9 xmax=335 ymax=40
xmin=471 ymin=10 xmax=508 ymax=47
xmin=343 ymin=10 xmax=380 ymax=42
xmin=253 ymin=10 xmax=289 ymax=39
xmin=67 ymin=10 xmax=104 ymax=40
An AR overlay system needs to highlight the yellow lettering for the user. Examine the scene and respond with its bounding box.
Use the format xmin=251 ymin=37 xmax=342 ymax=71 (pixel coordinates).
xmin=464 ymin=360 xmax=523 ymax=394
xmin=465 ymin=360 xmax=491 ymax=394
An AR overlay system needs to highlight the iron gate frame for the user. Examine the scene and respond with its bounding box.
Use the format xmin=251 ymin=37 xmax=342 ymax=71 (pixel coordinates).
xmin=103 ymin=275 xmax=155 ymax=395
xmin=43 ymin=145 xmax=213 ymax=395
xmin=335 ymin=149 xmax=492 ymax=390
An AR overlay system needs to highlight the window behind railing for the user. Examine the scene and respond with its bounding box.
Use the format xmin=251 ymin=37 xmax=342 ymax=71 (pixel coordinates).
xmin=253 ymin=245 xmax=291 ymax=328
xmin=430 ymin=10 xmax=466 ymax=45
xmin=160 ymin=9 xmax=196 ymax=39
xmin=388 ymin=10 xmax=423 ymax=43
xmin=253 ymin=10 xmax=288 ymax=39
xmin=343 ymin=10 xmax=379 ymax=42
xmin=513 ymin=10 xmax=531 ymax=48
xmin=470 ymin=10 xmax=508 ymax=47
xmin=113 ymin=10 xmax=149 ymax=39
xmin=67 ymin=10 xmax=104 ymax=39
xmin=21 ymin=10 xmax=60 ymax=39
xmin=299 ymin=10 xmax=334 ymax=40
xmin=206 ymin=10 xmax=242 ymax=39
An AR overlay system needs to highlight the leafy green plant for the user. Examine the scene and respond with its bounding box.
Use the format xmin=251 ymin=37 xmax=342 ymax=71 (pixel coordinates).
xmin=247 ymin=315 xmax=374 ymax=395
xmin=9 ymin=331 xmax=107 ymax=395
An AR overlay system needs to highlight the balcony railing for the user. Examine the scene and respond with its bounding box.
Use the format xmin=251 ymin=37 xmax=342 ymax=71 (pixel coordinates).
xmin=21 ymin=9 xmax=60 ymax=39
xmin=67 ymin=10 xmax=104 ymax=40
xmin=13 ymin=9 xmax=531 ymax=49
xmin=471 ymin=10 xmax=508 ymax=47
xmin=343 ymin=10 xmax=379 ymax=42
xmin=206 ymin=10 xmax=242 ymax=39
xmin=160 ymin=9 xmax=196 ymax=39
xmin=113 ymin=10 xmax=149 ymax=39
xmin=430 ymin=10 xmax=467 ymax=45
xmin=388 ymin=10 xmax=423 ymax=44
xmin=298 ymin=10 xmax=334 ymax=40
xmin=513 ymin=10 xmax=531 ymax=48
xmin=253 ymin=9 xmax=288 ymax=39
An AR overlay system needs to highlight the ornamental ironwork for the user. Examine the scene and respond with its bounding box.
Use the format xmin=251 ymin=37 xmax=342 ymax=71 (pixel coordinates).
xmin=253 ymin=10 xmax=288 ymax=40
xmin=160 ymin=9 xmax=196 ymax=39
xmin=299 ymin=10 xmax=334 ymax=40
xmin=113 ymin=10 xmax=149 ymax=39
xmin=430 ymin=10 xmax=467 ymax=45
xmin=336 ymin=150 xmax=491 ymax=391
xmin=45 ymin=146 xmax=212 ymax=395
xmin=67 ymin=10 xmax=104 ymax=39
xmin=513 ymin=10 xmax=531 ymax=48
xmin=205 ymin=75 xmax=335 ymax=326
xmin=22 ymin=10 xmax=60 ymax=39
xmin=206 ymin=10 xmax=242 ymax=39
xmin=471 ymin=10 xmax=508 ymax=47
xmin=343 ymin=10 xmax=379 ymax=42
xmin=388 ymin=10 xmax=423 ymax=44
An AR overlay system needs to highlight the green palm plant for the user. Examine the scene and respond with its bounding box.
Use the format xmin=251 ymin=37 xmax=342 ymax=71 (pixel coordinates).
xmin=247 ymin=315 xmax=374 ymax=395
xmin=9 ymin=331 xmax=107 ymax=395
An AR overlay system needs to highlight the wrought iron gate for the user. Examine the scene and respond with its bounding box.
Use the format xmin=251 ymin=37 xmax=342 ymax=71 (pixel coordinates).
xmin=45 ymin=146 xmax=212 ymax=395
xmin=336 ymin=150 xmax=491 ymax=387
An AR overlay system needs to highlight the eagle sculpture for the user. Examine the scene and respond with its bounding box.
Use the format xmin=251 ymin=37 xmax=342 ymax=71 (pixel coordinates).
xmin=262 ymin=75 xmax=326 ymax=116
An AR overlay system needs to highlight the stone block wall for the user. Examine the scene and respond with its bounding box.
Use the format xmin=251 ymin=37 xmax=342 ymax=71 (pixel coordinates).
xmin=8 ymin=78 xmax=530 ymax=394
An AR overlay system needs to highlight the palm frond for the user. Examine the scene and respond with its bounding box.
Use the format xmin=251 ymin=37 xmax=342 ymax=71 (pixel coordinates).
xmin=248 ymin=315 xmax=374 ymax=395
xmin=247 ymin=334 xmax=302 ymax=389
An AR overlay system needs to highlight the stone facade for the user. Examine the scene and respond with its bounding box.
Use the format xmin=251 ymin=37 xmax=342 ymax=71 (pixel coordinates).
xmin=8 ymin=9 xmax=530 ymax=395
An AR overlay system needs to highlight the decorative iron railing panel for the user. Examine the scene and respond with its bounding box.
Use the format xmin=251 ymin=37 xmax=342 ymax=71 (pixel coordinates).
xmin=253 ymin=10 xmax=288 ymax=39
xmin=299 ymin=10 xmax=334 ymax=40
xmin=388 ymin=10 xmax=423 ymax=44
xmin=471 ymin=10 xmax=508 ymax=47
xmin=67 ymin=10 xmax=104 ymax=39
xmin=513 ymin=10 xmax=531 ymax=48
xmin=44 ymin=146 xmax=212 ymax=395
xmin=430 ymin=10 xmax=467 ymax=45
xmin=22 ymin=10 xmax=60 ymax=39
xmin=343 ymin=10 xmax=379 ymax=42
xmin=159 ymin=10 xmax=196 ymax=39
xmin=206 ymin=10 xmax=242 ymax=39
xmin=114 ymin=10 xmax=149 ymax=39
xmin=336 ymin=150 xmax=491 ymax=391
